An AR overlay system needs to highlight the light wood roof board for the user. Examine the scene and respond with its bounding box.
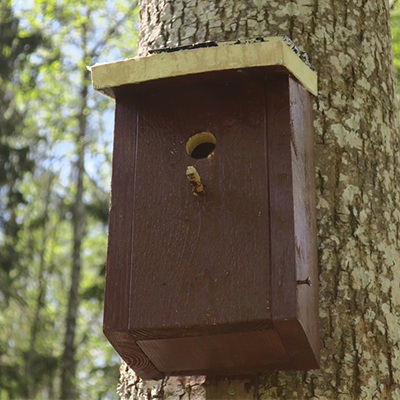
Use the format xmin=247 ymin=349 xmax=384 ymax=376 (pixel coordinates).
xmin=91 ymin=37 xmax=317 ymax=97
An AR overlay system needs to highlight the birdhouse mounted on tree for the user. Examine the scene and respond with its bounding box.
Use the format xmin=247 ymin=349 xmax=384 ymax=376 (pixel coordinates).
xmin=91 ymin=36 xmax=319 ymax=380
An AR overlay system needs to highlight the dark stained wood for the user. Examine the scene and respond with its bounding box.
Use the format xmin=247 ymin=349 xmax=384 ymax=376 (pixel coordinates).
xmin=138 ymin=330 xmax=290 ymax=375
xmin=266 ymin=75 xmax=319 ymax=369
xmin=129 ymin=78 xmax=271 ymax=334
xmin=103 ymin=101 xmax=136 ymax=332
xmin=103 ymin=72 xmax=319 ymax=379
xmin=103 ymin=100 xmax=164 ymax=380
xmin=289 ymin=77 xmax=320 ymax=366
xmin=104 ymin=330 xmax=163 ymax=381
xmin=111 ymin=65 xmax=292 ymax=98
xmin=266 ymin=76 xmax=297 ymax=322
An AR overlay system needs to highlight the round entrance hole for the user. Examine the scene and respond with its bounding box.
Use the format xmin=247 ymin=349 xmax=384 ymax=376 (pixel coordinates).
xmin=186 ymin=132 xmax=217 ymax=159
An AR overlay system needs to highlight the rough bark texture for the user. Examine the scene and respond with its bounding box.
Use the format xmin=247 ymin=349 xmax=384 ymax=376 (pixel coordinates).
xmin=117 ymin=0 xmax=400 ymax=398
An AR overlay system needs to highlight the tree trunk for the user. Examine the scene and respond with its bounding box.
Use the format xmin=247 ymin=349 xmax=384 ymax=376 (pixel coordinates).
xmin=118 ymin=0 xmax=400 ymax=398
xmin=24 ymin=174 xmax=54 ymax=399
xmin=60 ymin=23 xmax=89 ymax=399
xmin=60 ymin=82 xmax=87 ymax=400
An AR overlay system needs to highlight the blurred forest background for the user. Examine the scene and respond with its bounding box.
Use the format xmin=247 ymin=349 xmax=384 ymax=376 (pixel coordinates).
xmin=1 ymin=0 xmax=400 ymax=399
xmin=0 ymin=0 xmax=137 ymax=398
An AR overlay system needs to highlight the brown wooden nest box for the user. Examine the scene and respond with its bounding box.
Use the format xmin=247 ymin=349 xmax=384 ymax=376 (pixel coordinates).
xmin=91 ymin=36 xmax=319 ymax=380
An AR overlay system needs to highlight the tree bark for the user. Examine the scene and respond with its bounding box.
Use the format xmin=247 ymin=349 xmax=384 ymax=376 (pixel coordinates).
xmin=60 ymin=82 xmax=87 ymax=400
xmin=118 ymin=0 xmax=400 ymax=398
xmin=24 ymin=174 xmax=54 ymax=399
xmin=60 ymin=22 xmax=89 ymax=400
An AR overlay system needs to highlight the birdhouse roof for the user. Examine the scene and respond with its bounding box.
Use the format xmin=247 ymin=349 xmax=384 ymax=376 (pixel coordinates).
xmin=91 ymin=36 xmax=317 ymax=98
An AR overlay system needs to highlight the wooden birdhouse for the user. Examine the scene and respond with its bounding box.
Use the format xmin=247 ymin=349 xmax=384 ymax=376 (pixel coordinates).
xmin=91 ymin=36 xmax=319 ymax=380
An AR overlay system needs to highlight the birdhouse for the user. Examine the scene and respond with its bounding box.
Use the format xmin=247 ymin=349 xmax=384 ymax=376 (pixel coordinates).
xmin=91 ymin=36 xmax=319 ymax=380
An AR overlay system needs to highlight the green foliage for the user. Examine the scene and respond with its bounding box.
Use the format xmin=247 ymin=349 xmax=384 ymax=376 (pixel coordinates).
xmin=0 ymin=0 xmax=139 ymax=398
xmin=391 ymin=2 xmax=400 ymax=90
xmin=0 ymin=0 xmax=43 ymax=294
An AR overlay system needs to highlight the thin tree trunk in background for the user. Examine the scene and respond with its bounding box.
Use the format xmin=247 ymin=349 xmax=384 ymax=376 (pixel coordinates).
xmin=118 ymin=0 xmax=400 ymax=398
xmin=60 ymin=20 xmax=89 ymax=396
xmin=24 ymin=176 xmax=53 ymax=399
xmin=60 ymin=82 xmax=87 ymax=400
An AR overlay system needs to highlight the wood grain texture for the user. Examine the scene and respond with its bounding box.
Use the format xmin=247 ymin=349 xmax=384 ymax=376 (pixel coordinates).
xmin=91 ymin=37 xmax=317 ymax=97
xmin=129 ymin=78 xmax=271 ymax=333
xmin=117 ymin=0 xmax=400 ymax=398
xmin=103 ymin=100 xmax=137 ymax=332
xmin=137 ymin=330 xmax=290 ymax=375
xmin=266 ymin=75 xmax=297 ymax=323
xmin=289 ymin=78 xmax=319 ymax=365
xmin=104 ymin=330 xmax=163 ymax=381
xmin=266 ymin=75 xmax=319 ymax=369
xmin=104 ymin=73 xmax=319 ymax=379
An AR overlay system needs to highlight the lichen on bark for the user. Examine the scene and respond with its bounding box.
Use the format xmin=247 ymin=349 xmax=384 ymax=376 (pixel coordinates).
xmin=118 ymin=1 xmax=400 ymax=399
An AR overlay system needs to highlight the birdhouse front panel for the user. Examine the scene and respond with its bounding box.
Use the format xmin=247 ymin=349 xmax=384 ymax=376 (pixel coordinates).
xmin=92 ymin=37 xmax=319 ymax=380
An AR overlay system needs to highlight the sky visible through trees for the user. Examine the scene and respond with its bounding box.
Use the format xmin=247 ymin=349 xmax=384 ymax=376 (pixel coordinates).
xmin=1 ymin=1 xmax=400 ymax=399
xmin=1 ymin=1 xmax=137 ymax=398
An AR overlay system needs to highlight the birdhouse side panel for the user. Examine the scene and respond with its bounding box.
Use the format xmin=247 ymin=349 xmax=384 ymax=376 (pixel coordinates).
xmin=265 ymin=75 xmax=319 ymax=369
xmin=104 ymin=101 xmax=138 ymax=332
xmin=289 ymin=77 xmax=320 ymax=364
xmin=266 ymin=75 xmax=297 ymax=322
